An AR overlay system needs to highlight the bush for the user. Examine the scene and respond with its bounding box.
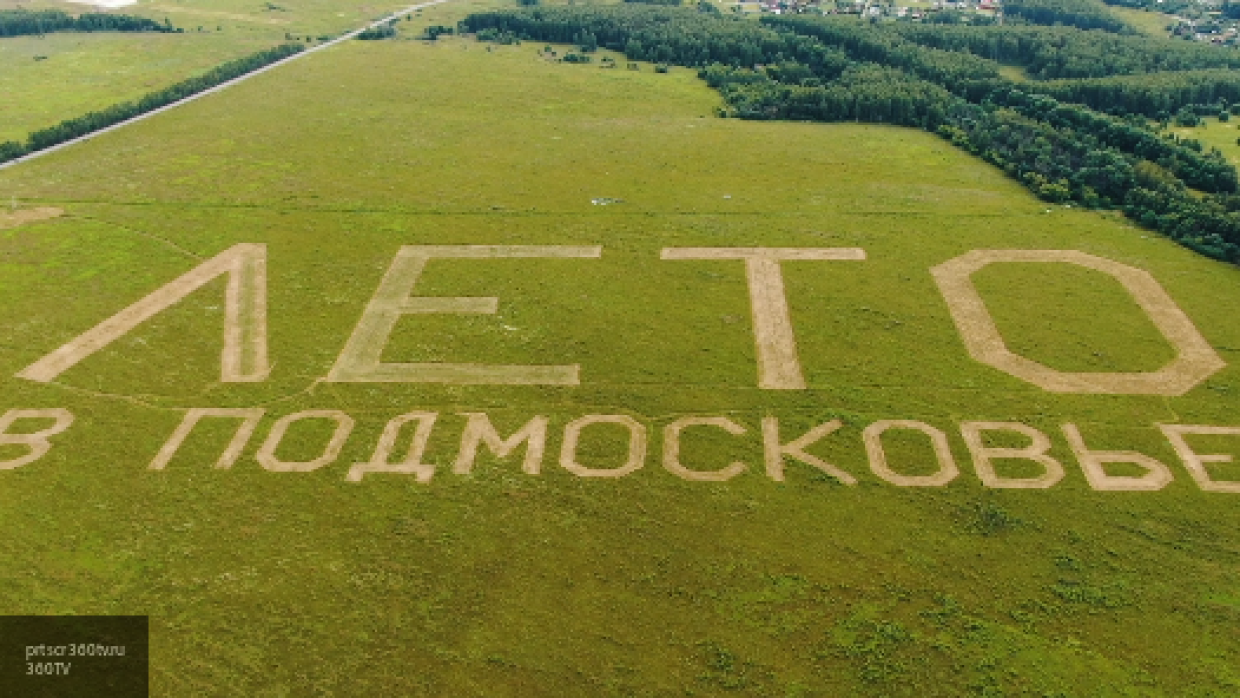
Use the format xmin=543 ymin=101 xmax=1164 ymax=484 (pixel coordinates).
xmin=423 ymin=24 xmax=454 ymax=40
xmin=0 ymin=140 xmax=26 ymax=162
xmin=357 ymin=23 xmax=396 ymax=40
xmin=1174 ymin=108 xmax=1201 ymax=127
xmin=476 ymin=27 xmax=519 ymax=44
xmin=574 ymin=29 xmax=598 ymax=52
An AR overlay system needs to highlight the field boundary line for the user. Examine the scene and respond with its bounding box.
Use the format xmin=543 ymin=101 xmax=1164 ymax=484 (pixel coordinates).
xmin=0 ymin=0 xmax=455 ymax=172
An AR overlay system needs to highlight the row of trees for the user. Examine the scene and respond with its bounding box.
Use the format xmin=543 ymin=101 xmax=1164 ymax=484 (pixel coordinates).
xmin=772 ymin=16 xmax=1240 ymax=119
xmin=703 ymin=63 xmax=958 ymax=126
xmin=0 ymin=44 xmax=303 ymax=165
xmin=464 ymin=6 xmax=1240 ymax=262
xmin=763 ymin=15 xmax=1002 ymax=98
xmin=768 ymin=15 xmax=1240 ymax=259
xmin=940 ymin=108 xmax=1240 ymax=260
xmin=799 ymin=18 xmax=1240 ymax=120
xmin=706 ymin=59 xmax=1232 ymax=195
xmin=985 ymin=87 xmax=1237 ymax=192
xmin=1029 ymin=69 xmax=1240 ymax=118
xmin=357 ymin=21 xmax=397 ymax=40
xmin=0 ymin=9 xmax=174 ymax=37
xmin=1002 ymin=0 xmax=1134 ymax=34
xmin=1101 ymin=0 xmax=1193 ymax=14
xmin=460 ymin=6 xmax=852 ymax=77
xmin=884 ymin=23 xmax=1240 ymax=78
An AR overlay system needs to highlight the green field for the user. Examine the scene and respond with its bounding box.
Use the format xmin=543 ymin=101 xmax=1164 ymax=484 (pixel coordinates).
xmin=0 ymin=32 xmax=277 ymax=142
xmin=0 ymin=0 xmax=419 ymax=33
xmin=1107 ymin=6 xmax=1175 ymax=38
xmin=0 ymin=0 xmax=502 ymax=143
xmin=1172 ymin=116 xmax=1240 ymax=170
xmin=2 ymin=25 xmax=1240 ymax=696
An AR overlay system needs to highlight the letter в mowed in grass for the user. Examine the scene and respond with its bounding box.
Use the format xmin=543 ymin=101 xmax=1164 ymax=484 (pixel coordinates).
xmin=0 ymin=409 xmax=74 ymax=470
xmin=960 ymin=421 xmax=1064 ymax=489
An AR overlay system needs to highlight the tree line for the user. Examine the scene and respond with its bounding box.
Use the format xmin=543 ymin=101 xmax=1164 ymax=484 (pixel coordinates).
xmin=984 ymin=87 xmax=1236 ymax=193
xmin=464 ymin=6 xmax=1240 ymax=263
xmin=357 ymin=21 xmax=398 ymax=40
xmin=1002 ymin=0 xmax=1134 ymax=35
xmin=0 ymin=44 xmax=303 ymax=165
xmin=1101 ymin=0 xmax=1192 ymax=15
xmin=462 ymin=5 xmax=852 ymax=77
xmin=1029 ymin=69 xmax=1240 ymax=119
xmin=0 ymin=9 xmax=175 ymax=37
xmin=883 ymin=22 xmax=1240 ymax=78
xmin=763 ymin=15 xmax=1003 ymax=99
xmin=703 ymin=62 xmax=959 ymax=126
xmin=798 ymin=19 xmax=1240 ymax=121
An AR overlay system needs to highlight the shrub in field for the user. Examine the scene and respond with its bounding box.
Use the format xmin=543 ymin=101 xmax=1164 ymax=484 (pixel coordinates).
xmin=357 ymin=22 xmax=397 ymax=40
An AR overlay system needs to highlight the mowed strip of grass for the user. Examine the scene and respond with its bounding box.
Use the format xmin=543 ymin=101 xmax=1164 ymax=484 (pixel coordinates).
xmin=2 ymin=37 xmax=1240 ymax=695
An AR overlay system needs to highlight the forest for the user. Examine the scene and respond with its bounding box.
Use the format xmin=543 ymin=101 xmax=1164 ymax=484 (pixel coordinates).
xmin=1002 ymin=0 xmax=1135 ymax=34
xmin=0 ymin=9 xmax=174 ymax=37
xmin=880 ymin=22 xmax=1240 ymax=79
xmin=1033 ymin=70 xmax=1240 ymax=119
xmin=1101 ymin=0 xmax=1193 ymax=14
xmin=462 ymin=6 xmax=1240 ymax=263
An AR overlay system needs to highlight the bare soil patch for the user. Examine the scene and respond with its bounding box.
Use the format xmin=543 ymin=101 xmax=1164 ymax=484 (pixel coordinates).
xmin=0 ymin=207 xmax=63 ymax=230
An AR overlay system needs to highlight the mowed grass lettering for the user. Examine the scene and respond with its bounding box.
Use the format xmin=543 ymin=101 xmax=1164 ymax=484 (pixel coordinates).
xmin=3 ymin=30 xmax=1240 ymax=695
xmin=13 ymin=243 xmax=1223 ymax=394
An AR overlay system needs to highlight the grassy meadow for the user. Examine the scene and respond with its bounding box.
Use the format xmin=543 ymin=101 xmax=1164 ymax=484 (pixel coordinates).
xmin=0 ymin=32 xmax=277 ymax=142
xmin=0 ymin=0 xmax=508 ymax=143
xmin=1107 ymin=6 xmax=1174 ymax=38
xmin=1172 ymin=116 xmax=1240 ymax=172
xmin=1 ymin=29 xmax=1240 ymax=695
